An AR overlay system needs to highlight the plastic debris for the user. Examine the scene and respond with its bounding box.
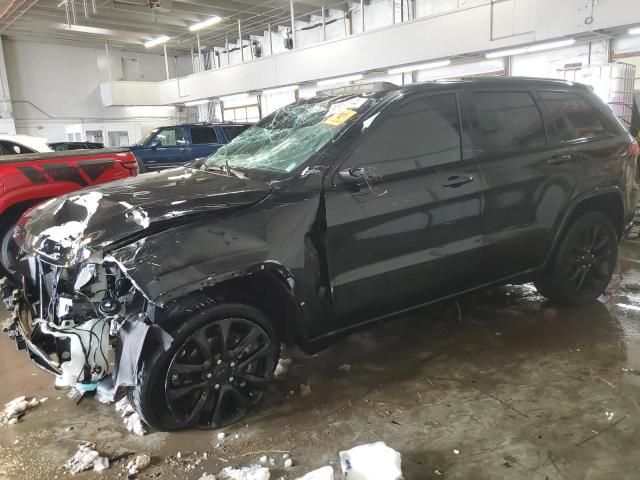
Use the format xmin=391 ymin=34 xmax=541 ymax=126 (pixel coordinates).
xmin=300 ymin=383 xmax=312 ymax=397
xmin=218 ymin=465 xmax=270 ymax=480
xmin=126 ymin=454 xmax=151 ymax=476
xmin=296 ymin=466 xmax=334 ymax=480
xmin=339 ymin=442 xmax=402 ymax=480
xmin=115 ymin=397 xmax=146 ymax=436
xmin=274 ymin=358 xmax=292 ymax=379
xmin=64 ymin=442 xmax=110 ymax=475
xmin=1 ymin=396 xmax=46 ymax=425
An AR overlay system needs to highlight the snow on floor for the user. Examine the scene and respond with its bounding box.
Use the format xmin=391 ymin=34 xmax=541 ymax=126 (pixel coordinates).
xmin=64 ymin=442 xmax=110 ymax=474
xmin=339 ymin=442 xmax=402 ymax=480
xmin=1 ymin=396 xmax=47 ymax=425
xmin=114 ymin=396 xmax=146 ymax=436
xmin=296 ymin=466 xmax=335 ymax=480
xmin=217 ymin=465 xmax=270 ymax=480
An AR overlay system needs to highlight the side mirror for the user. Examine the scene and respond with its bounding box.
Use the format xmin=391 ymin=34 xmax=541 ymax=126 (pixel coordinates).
xmin=337 ymin=167 xmax=368 ymax=185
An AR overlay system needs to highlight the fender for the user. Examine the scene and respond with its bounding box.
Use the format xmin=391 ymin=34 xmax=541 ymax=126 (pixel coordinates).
xmin=542 ymin=186 xmax=625 ymax=268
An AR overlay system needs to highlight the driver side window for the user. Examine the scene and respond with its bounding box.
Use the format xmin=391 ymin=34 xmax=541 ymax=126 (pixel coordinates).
xmin=348 ymin=93 xmax=462 ymax=178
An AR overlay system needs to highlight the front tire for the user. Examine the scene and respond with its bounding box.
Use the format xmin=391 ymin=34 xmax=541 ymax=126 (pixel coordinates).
xmin=129 ymin=302 xmax=279 ymax=431
xmin=0 ymin=220 xmax=20 ymax=283
xmin=535 ymin=211 xmax=618 ymax=305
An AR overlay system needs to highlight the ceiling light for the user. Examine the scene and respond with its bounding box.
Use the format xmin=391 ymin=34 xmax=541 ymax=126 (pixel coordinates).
xmin=317 ymin=74 xmax=364 ymax=87
xmin=189 ymin=16 xmax=222 ymax=32
xmin=263 ymin=85 xmax=299 ymax=95
xmin=629 ymin=27 xmax=640 ymax=35
xmin=220 ymin=93 xmax=250 ymax=102
xmin=60 ymin=24 xmax=113 ymax=35
xmin=184 ymin=99 xmax=211 ymax=107
xmin=388 ymin=59 xmax=452 ymax=75
xmin=486 ymin=38 xmax=576 ymax=58
xmin=144 ymin=36 xmax=170 ymax=48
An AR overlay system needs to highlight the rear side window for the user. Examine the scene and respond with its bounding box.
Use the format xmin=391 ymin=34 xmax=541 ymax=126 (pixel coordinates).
xmin=348 ymin=93 xmax=462 ymax=176
xmin=538 ymin=91 xmax=609 ymax=143
xmin=470 ymin=91 xmax=546 ymax=157
xmin=223 ymin=125 xmax=250 ymax=142
xmin=0 ymin=141 xmax=35 ymax=155
xmin=190 ymin=126 xmax=219 ymax=144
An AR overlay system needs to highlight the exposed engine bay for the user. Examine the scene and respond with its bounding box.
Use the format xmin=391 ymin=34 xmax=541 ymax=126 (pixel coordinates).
xmin=2 ymin=255 xmax=151 ymax=396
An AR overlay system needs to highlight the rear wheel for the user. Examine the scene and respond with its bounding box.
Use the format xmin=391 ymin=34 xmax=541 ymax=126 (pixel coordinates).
xmin=129 ymin=302 xmax=279 ymax=431
xmin=535 ymin=211 xmax=617 ymax=305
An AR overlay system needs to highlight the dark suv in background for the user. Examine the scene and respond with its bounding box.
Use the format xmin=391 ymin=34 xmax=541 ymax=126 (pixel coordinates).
xmin=5 ymin=78 xmax=638 ymax=432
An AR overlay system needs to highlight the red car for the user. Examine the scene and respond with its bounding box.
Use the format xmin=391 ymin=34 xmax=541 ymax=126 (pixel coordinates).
xmin=0 ymin=148 xmax=138 ymax=279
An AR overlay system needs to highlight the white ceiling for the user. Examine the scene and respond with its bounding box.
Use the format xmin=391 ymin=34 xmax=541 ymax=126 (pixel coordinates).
xmin=0 ymin=0 xmax=340 ymax=54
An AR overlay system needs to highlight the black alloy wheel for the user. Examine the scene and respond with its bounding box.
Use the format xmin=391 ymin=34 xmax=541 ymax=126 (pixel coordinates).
xmin=164 ymin=317 xmax=276 ymax=428
xmin=0 ymin=223 xmax=20 ymax=282
xmin=535 ymin=211 xmax=617 ymax=305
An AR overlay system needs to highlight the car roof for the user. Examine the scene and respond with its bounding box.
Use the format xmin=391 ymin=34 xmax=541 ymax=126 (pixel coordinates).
xmin=0 ymin=134 xmax=53 ymax=152
xmin=394 ymin=76 xmax=589 ymax=95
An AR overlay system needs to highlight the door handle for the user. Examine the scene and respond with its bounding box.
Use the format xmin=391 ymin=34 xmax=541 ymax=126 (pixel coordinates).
xmin=441 ymin=175 xmax=474 ymax=188
xmin=179 ymin=148 xmax=187 ymax=152
xmin=547 ymin=153 xmax=574 ymax=165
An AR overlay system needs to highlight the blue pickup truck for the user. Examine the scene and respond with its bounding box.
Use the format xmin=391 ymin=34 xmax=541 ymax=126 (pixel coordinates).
xmin=130 ymin=122 xmax=251 ymax=171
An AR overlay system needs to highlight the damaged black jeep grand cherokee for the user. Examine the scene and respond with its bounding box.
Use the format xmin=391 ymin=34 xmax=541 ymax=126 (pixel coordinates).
xmin=4 ymin=78 xmax=638 ymax=431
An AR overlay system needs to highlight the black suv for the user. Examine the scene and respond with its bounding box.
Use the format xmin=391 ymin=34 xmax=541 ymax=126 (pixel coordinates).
xmin=5 ymin=77 xmax=639 ymax=431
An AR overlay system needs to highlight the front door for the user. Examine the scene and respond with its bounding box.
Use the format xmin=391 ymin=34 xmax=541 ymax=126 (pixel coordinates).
xmin=143 ymin=126 xmax=190 ymax=169
xmin=323 ymin=92 xmax=484 ymax=325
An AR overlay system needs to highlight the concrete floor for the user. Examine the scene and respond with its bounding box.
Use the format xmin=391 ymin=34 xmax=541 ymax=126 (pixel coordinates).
xmin=2 ymin=245 xmax=640 ymax=479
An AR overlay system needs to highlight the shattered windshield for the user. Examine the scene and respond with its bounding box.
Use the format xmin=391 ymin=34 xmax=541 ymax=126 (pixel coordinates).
xmin=204 ymin=95 xmax=378 ymax=176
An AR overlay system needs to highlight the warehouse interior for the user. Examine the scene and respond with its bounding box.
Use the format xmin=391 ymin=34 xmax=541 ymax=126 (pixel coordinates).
xmin=1 ymin=0 xmax=640 ymax=479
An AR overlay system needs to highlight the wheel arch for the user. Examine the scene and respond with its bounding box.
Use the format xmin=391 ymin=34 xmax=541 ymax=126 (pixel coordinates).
xmin=0 ymin=198 xmax=49 ymax=229
xmin=544 ymin=188 xmax=625 ymax=268
xmin=154 ymin=263 xmax=305 ymax=347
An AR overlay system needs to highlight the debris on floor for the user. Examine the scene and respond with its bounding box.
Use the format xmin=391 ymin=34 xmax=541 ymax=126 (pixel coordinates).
xmin=218 ymin=432 xmax=226 ymax=441
xmin=64 ymin=442 xmax=110 ymax=474
xmin=296 ymin=466 xmax=334 ymax=480
xmin=217 ymin=465 xmax=270 ymax=480
xmin=1 ymin=396 xmax=47 ymax=425
xmin=166 ymin=451 xmax=210 ymax=472
xmin=274 ymin=358 xmax=292 ymax=379
xmin=199 ymin=474 xmax=217 ymax=480
xmin=338 ymin=364 xmax=352 ymax=372
xmin=339 ymin=442 xmax=402 ymax=480
xmin=115 ymin=396 xmax=146 ymax=436
xmin=126 ymin=454 xmax=151 ymax=476
xmin=283 ymin=453 xmax=293 ymax=468
xmin=300 ymin=383 xmax=312 ymax=397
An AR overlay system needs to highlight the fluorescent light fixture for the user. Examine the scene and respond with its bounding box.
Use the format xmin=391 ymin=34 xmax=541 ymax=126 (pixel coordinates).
xmin=485 ymin=38 xmax=576 ymax=58
xmin=189 ymin=16 xmax=222 ymax=32
xmin=388 ymin=59 xmax=451 ymax=75
xmin=263 ymin=85 xmax=299 ymax=95
xmin=184 ymin=99 xmax=211 ymax=107
xmin=317 ymin=74 xmax=364 ymax=87
xmin=60 ymin=24 xmax=113 ymax=35
xmin=144 ymin=36 xmax=170 ymax=48
xmin=629 ymin=27 xmax=640 ymax=35
xmin=220 ymin=93 xmax=250 ymax=102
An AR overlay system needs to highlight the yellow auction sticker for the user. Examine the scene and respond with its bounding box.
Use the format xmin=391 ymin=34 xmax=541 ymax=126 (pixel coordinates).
xmin=324 ymin=109 xmax=357 ymax=126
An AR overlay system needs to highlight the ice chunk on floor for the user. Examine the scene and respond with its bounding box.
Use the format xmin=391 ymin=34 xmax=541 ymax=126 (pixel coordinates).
xmin=218 ymin=465 xmax=270 ymax=480
xmin=64 ymin=442 xmax=110 ymax=475
xmin=114 ymin=397 xmax=146 ymax=436
xmin=339 ymin=442 xmax=402 ymax=480
xmin=199 ymin=474 xmax=217 ymax=480
xmin=274 ymin=358 xmax=292 ymax=379
xmin=1 ymin=396 xmax=46 ymax=424
xmin=127 ymin=454 xmax=151 ymax=475
xmin=296 ymin=466 xmax=334 ymax=480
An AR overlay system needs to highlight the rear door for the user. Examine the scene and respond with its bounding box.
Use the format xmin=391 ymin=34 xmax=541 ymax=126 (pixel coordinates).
xmin=324 ymin=91 xmax=484 ymax=324
xmin=188 ymin=126 xmax=223 ymax=160
xmin=465 ymin=89 xmax=557 ymax=281
xmin=142 ymin=126 xmax=189 ymax=169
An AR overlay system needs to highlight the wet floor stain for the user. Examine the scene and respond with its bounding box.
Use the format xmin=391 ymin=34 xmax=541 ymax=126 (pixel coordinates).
xmin=2 ymin=243 xmax=640 ymax=479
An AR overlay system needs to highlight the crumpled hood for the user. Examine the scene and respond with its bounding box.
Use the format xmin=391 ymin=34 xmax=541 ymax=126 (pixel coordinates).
xmin=16 ymin=167 xmax=272 ymax=266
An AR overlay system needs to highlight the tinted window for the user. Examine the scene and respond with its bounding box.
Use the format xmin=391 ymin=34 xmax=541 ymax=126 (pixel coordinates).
xmin=190 ymin=127 xmax=219 ymax=144
xmin=223 ymin=125 xmax=250 ymax=141
xmin=156 ymin=127 xmax=185 ymax=147
xmin=0 ymin=141 xmax=35 ymax=155
xmin=539 ymin=91 xmax=608 ymax=142
xmin=350 ymin=94 xmax=461 ymax=175
xmin=470 ymin=91 xmax=546 ymax=156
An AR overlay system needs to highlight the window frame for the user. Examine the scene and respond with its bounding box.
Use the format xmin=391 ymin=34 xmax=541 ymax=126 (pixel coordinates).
xmin=465 ymin=88 xmax=549 ymax=160
xmin=190 ymin=126 xmax=220 ymax=145
xmin=155 ymin=126 xmax=186 ymax=147
xmin=534 ymin=88 xmax=619 ymax=146
xmin=331 ymin=90 xmax=466 ymax=184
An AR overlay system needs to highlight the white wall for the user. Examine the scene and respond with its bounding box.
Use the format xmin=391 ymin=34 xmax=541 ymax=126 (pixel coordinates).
xmin=4 ymin=39 xmax=179 ymax=142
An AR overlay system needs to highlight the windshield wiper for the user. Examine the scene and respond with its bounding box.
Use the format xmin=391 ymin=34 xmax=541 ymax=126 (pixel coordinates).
xmin=201 ymin=163 xmax=246 ymax=179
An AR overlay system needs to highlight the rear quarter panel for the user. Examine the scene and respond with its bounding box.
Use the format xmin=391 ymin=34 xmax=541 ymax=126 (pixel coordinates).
xmin=0 ymin=150 xmax=137 ymax=215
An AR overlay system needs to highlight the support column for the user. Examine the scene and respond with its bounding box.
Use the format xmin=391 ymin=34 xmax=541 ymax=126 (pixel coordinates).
xmin=163 ymin=44 xmax=170 ymax=79
xmin=238 ymin=19 xmax=244 ymax=62
xmin=105 ymin=40 xmax=112 ymax=81
xmin=290 ymin=0 xmax=296 ymax=49
xmin=322 ymin=7 xmax=326 ymax=41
